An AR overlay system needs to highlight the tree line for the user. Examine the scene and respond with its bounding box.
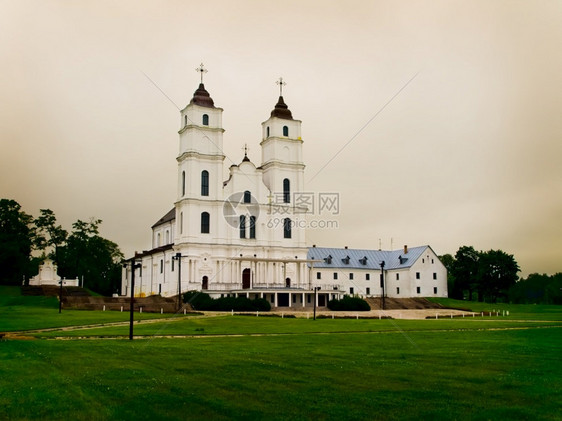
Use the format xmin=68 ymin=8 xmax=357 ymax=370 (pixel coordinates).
xmin=0 ymin=199 xmax=123 ymax=295
xmin=441 ymin=246 xmax=561 ymax=304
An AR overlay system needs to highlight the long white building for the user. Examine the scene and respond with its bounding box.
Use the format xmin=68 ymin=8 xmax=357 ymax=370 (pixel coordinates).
xmin=122 ymin=73 xmax=447 ymax=308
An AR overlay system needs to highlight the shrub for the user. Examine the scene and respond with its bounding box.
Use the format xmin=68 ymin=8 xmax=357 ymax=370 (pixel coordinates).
xmin=182 ymin=291 xmax=271 ymax=311
xmin=327 ymin=295 xmax=370 ymax=311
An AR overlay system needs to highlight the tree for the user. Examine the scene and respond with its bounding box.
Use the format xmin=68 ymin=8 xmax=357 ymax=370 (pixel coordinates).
xmin=451 ymin=246 xmax=480 ymax=300
xmin=58 ymin=218 xmax=124 ymax=295
xmin=0 ymin=199 xmax=36 ymax=284
xmin=508 ymin=273 xmax=561 ymax=304
xmin=439 ymin=253 xmax=459 ymax=299
xmin=477 ymin=249 xmax=520 ymax=302
xmin=34 ymin=209 xmax=68 ymax=262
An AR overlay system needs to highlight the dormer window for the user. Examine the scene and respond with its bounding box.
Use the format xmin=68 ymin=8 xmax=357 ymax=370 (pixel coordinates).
xmin=202 ymin=114 xmax=209 ymax=126
xmin=342 ymin=256 xmax=350 ymax=264
xmin=324 ymin=255 xmax=332 ymax=264
xmin=283 ymin=126 xmax=289 ymax=136
xmin=359 ymin=256 xmax=368 ymax=265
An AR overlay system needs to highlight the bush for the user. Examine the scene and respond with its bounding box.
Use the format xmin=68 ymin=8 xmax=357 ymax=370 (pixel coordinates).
xmin=182 ymin=291 xmax=271 ymax=311
xmin=327 ymin=295 xmax=371 ymax=311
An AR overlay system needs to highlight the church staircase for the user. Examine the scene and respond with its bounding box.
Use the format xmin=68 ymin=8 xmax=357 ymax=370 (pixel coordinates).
xmin=364 ymin=297 xmax=444 ymax=310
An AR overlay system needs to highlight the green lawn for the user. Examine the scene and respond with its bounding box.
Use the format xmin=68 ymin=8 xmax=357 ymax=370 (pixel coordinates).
xmin=1 ymin=287 xmax=561 ymax=420
xmin=0 ymin=286 xmax=188 ymax=332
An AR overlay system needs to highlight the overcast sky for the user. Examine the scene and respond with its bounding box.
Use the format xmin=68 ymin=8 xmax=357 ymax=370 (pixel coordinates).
xmin=1 ymin=0 xmax=561 ymax=277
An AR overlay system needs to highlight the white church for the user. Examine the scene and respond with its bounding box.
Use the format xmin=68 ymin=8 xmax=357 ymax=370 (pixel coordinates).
xmin=121 ymin=67 xmax=447 ymax=308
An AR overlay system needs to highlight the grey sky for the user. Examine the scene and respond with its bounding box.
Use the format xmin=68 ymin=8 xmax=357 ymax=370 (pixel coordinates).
xmin=1 ymin=0 xmax=561 ymax=277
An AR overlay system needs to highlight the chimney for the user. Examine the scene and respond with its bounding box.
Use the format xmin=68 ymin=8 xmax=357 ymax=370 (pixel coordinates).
xmin=312 ymin=244 xmax=316 ymax=248
xmin=344 ymin=246 xmax=348 ymax=249
xmin=404 ymin=245 xmax=408 ymax=254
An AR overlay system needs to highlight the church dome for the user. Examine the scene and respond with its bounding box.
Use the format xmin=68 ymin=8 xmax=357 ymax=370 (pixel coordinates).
xmin=189 ymin=83 xmax=215 ymax=108
xmin=270 ymin=96 xmax=293 ymax=120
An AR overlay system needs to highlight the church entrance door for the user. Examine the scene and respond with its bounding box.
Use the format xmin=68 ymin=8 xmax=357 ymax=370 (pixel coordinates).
xmin=202 ymin=276 xmax=208 ymax=290
xmin=242 ymin=268 xmax=251 ymax=289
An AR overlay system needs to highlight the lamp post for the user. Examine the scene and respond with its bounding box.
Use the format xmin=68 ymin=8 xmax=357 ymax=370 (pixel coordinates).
xmin=380 ymin=260 xmax=386 ymax=310
xmin=125 ymin=260 xmax=141 ymax=341
xmin=59 ymin=277 xmax=63 ymax=314
xmin=172 ymin=252 xmax=183 ymax=311
xmin=313 ymin=286 xmax=321 ymax=320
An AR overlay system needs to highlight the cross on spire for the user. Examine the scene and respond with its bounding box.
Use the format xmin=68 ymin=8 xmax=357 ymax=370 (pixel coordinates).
xmin=243 ymin=144 xmax=249 ymax=157
xmin=196 ymin=63 xmax=208 ymax=83
xmin=276 ymin=77 xmax=286 ymax=96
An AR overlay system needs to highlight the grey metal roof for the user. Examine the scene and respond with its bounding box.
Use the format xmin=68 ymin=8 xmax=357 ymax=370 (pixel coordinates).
xmin=307 ymin=245 xmax=430 ymax=270
xmin=151 ymin=208 xmax=176 ymax=228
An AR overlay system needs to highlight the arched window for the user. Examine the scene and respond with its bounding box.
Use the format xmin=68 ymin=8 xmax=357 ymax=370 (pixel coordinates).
xmin=202 ymin=114 xmax=209 ymax=126
xmin=180 ymin=212 xmax=183 ymax=233
xmin=249 ymin=216 xmax=256 ymax=239
xmin=157 ymin=233 xmax=161 ymax=247
xmin=243 ymin=190 xmax=251 ymax=203
xmin=283 ymin=126 xmax=289 ymax=136
xmin=184 ymin=115 xmax=187 ymax=126
xmin=201 ymin=170 xmax=209 ymax=196
xmin=201 ymin=212 xmax=210 ymax=233
xmin=165 ymin=230 xmax=169 ymax=244
xmin=283 ymin=178 xmax=290 ymax=203
xmin=181 ymin=171 xmax=186 ymax=196
xmin=239 ymin=215 xmax=246 ymax=239
xmin=266 ymin=126 xmax=270 ymax=137
xmin=283 ymin=218 xmax=292 ymax=239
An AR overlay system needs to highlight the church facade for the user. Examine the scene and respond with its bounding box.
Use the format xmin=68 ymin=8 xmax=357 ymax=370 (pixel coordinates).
xmin=121 ymin=74 xmax=447 ymax=307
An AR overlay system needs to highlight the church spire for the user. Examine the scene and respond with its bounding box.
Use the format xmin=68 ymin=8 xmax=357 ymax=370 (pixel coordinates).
xmin=270 ymin=77 xmax=293 ymax=120
xmin=189 ymin=63 xmax=215 ymax=108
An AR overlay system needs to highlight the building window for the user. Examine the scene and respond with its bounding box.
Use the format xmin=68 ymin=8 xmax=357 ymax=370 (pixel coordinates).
xmin=366 ymin=273 xmax=370 ymax=280
xmin=184 ymin=115 xmax=187 ymax=126
xmin=316 ymin=272 xmax=321 ymax=280
xmin=416 ymin=286 xmax=421 ymax=294
xmin=239 ymin=215 xmax=246 ymax=239
xmin=350 ymin=287 xmax=354 ymax=294
xmin=349 ymin=273 xmax=354 ymax=280
xmin=432 ymin=259 xmax=434 ymax=264
xmin=201 ymin=212 xmax=210 ymax=233
xmin=283 ymin=178 xmax=290 ymax=203
xmin=366 ymin=287 xmax=370 ymax=295
xmin=165 ymin=230 xmax=169 ymax=244
xmin=307 ymin=295 xmax=311 ymax=303
xmin=433 ymin=272 xmax=437 ymax=280
xmin=283 ymin=125 xmax=289 ymax=136
xmin=395 ymin=273 xmax=399 ymax=280
xmin=333 ymin=272 xmax=338 ymax=280
xmin=434 ymin=287 xmax=438 ymax=294
xmin=244 ymin=190 xmax=251 ymax=203
xmin=171 ymin=258 xmax=174 ymax=272
xmin=157 ymin=233 xmax=161 ymax=247
xmin=396 ymin=287 xmax=400 ymax=295
xmin=201 ymin=170 xmax=209 ymax=196
xmin=266 ymin=126 xmax=270 ymax=137
xmin=416 ymin=272 xmax=420 ymax=280
xmin=249 ymin=216 xmax=256 ymax=239
xmin=180 ymin=212 xmax=183 ymax=234
xmin=422 ymin=258 xmax=425 ymax=263
xmin=160 ymin=259 xmax=163 ymax=274
xmin=182 ymin=171 xmax=186 ymax=196
xmin=283 ymin=218 xmax=291 ymax=238
xmin=202 ymin=114 xmax=209 ymax=126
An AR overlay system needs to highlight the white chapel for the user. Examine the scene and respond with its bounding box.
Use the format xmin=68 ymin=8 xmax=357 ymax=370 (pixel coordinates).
xmin=121 ymin=68 xmax=447 ymax=308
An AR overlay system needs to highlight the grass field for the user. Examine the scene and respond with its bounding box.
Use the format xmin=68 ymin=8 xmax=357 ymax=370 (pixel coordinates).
xmin=1 ymin=286 xmax=561 ymax=420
